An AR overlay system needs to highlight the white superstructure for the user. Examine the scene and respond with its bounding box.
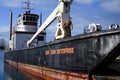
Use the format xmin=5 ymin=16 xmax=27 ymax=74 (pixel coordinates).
xmin=9 ymin=0 xmax=46 ymax=50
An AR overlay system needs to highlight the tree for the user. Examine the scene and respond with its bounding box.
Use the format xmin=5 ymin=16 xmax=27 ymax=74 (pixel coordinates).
xmin=0 ymin=38 xmax=6 ymax=49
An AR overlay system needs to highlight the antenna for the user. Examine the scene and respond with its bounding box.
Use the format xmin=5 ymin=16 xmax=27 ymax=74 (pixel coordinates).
xmin=22 ymin=0 xmax=34 ymax=14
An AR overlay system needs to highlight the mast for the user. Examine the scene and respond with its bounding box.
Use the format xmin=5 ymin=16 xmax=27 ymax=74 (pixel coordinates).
xmin=22 ymin=0 xmax=33 ymax=14
xmin=10 ymin=10 xmax=12 ymax=40
xmin=40 ymin=13 xmax=42 ymax=27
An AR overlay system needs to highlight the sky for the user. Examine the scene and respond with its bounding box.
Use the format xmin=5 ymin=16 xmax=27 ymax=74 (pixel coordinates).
xmin=0 ymin=0 xmax=120 ymax=42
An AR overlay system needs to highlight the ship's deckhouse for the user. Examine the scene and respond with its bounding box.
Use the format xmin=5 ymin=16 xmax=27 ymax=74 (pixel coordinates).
xmin=16 ymin=13 xmax=39 ymax=32
xmin=9 ymin=11 xmax=46 ymax=50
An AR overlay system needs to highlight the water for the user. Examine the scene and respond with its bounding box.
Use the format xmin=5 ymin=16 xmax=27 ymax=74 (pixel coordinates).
xmin=0 ymin=50 xmax=28 ymax=80
xmin=0 ymin=50 xmax=8 ymax=80
xmin=1 ymin=50 xmax=43 ymax=80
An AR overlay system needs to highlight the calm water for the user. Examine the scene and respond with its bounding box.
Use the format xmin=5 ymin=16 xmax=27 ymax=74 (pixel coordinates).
xmin=1 ymin=50 xmax=43 ymax=80
xmin=0 ymin=50 xmax=28 ymax=80
xmin=0 ymin=50 xmax=8 ymax=80
xmin=0 ymin=50 xmax=9 ymax=80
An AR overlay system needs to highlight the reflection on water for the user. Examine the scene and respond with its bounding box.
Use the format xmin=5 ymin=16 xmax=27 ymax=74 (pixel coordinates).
xmin=3 ymin=49 xmax=43 ymax=80
xmin=4 ymin=63 xmax=43 ymax=80
xmin=0 ymin=50 xmax=8 ymax=80
xmin=4 ymin=63 xmax=28 ymax=80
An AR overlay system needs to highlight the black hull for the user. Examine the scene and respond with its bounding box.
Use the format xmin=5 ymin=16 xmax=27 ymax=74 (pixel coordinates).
xmin=5 ymin=29 xmax=120 ymax=79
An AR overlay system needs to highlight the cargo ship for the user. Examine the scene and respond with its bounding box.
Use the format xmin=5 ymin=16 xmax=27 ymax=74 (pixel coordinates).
xmin=5 ymin=0 xmax=120 ymax=80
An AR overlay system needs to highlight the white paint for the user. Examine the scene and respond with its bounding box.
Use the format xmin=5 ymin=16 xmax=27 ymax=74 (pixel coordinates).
xmin=9 ymin=13 xmax=46 ymax=50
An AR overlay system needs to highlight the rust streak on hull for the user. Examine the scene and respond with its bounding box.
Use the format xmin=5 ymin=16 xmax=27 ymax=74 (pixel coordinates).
xmin=5 ymin=59 xmax=89 ymax=80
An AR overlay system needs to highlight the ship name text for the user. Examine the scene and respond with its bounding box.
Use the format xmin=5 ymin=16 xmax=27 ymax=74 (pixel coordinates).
xmin=45 ymin=48 xmax=74 ymax=55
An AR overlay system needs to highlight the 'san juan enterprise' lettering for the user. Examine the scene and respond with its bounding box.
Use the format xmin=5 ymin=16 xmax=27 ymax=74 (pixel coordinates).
xmin=45 ymin=48 xmax=74 ymax=55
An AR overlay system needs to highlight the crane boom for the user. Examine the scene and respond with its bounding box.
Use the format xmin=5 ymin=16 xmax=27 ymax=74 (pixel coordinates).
xmin=27 ymin=0 xmax=73 ymax=47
